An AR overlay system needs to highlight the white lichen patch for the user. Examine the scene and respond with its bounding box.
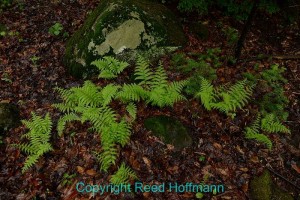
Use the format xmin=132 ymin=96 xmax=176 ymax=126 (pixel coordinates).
xmin=130 ymin=11 xmax=140 ymax=19
xmin=142 ymin=33 xmax=156 ymax=47
xmin=94 ymin=19 xmax=148 ymax=55
xmin=75 ymin=57 xmax=86 ymax=66
xmin=87 ymin=39 xmax=96 ymax=51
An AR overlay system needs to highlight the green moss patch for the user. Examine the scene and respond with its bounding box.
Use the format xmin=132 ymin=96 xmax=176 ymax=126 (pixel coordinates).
xmin=144 ymin=115 xmax=192 ymax=150
xmin=250 ymin=169 xmax=294 ymax=200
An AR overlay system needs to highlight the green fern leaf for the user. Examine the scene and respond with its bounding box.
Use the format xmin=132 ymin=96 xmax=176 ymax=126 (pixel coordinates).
xmin=99 ymin=143 xmax=118 ymax=172
xmin=261 ymin=114 xmax=290 ymax=134
xmin=135 ymin=55 xmax=153 ymax=86
xmin=110 ymin=163 xmax=137 ymax=185
xmin=91 ymin=56 xmax=129 ymax=79
xmin=195 ymin=77 xmax=214 ymax=110
xmin=101 ymin=84 xmax=121 ymax=106
xmin=244 ymin=114 xmax=272 ymax=149
xmin=126 ymin=102 xmax=137 ymax=121
xmin=150 ymin=62 xmax=168 ymax=89
xmin=57 ymin=113 xmax=80 ymax=136
xmin=117 ymin=84 xmax=146 ymax=102
xmin=14 ymin=112 xmax=53 ymax=173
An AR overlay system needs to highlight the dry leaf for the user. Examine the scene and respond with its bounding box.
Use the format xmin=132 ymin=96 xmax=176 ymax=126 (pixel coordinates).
xmin=167 ymin=166 xmax=179 ymax=174
xmin=142 ymin=157 xmax=151 ymax=169
xmin=291 ymin=163 xmax=300 ymax=174
xmin=250 ymin=156 xmax=259 ymax=163
xmin=86 ymin=169 xmax=97 ymax=176
xmin=213 ymin=143 xmax=222 ymax=150
xmin=241 ymin=183 xmax=248 ymax=193
xmin=76 ymin=166 xmax=85 ymax=174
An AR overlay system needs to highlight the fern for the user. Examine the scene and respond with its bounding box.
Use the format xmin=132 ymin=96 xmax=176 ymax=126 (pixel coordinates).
xmin=132 ymin=56 xmax=187 ymax=107
xmin=13 ymin=112 xmax=53 ymax=173
xmin=117 ymin=84 xmax=146 ymax=102
xmin=98 ymin=143 xmax=118 ymax=172
xmin=101 ymin=84 xmax=121 ymax=106
xmin=196 ymin=77 xmax=254 ymax=115
xmin=126 ymin=102 xmax=137 ymax=121
xmin=212 ymin=80 xmax=254 ymax=114
xmin=54 ymin=80 xmax=132 ymax=172
xmin=135 ymin=55 xmax=153 ymax=86
xmin=244 ymin=113 xmax=291 ymax=149
xmin=91 ymin=56 xmax=129 ymax=79
xmin=261 ymin=114 xmax=291 ymax=134
xmin=244 ymin=114 xmax=273 ymax=149
xmin=195 ymin=77 xmax=215 ymax=110
xmin=150 ymin=62 xmax=168 ymax=89
xmin=110 ymin=163 xmax=137 ymax=184
xmin=147 ymin=80 xmax=187 ymax=107
xmin=57 ymin=113 xmax=80 ymax=136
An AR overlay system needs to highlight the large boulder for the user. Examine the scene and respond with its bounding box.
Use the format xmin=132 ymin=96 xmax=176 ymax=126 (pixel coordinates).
xmin=144 ymin=115 xmax=192 ymax=150
xmin=64 ymin=0 xmax=187 ymax=78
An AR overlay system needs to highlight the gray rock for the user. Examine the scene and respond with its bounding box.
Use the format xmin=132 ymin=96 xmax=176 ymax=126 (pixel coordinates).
xmin=144 ymin=115 xmax=192 ymax=150
xmin=64 ymin=0 xmax=187 ymax=78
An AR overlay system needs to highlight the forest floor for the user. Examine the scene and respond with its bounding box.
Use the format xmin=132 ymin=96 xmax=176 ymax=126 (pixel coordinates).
xmin=0 ymin=0 xmax=299 ymax=199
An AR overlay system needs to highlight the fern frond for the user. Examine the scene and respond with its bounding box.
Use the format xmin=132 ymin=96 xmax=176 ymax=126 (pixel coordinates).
xmin=91 ymin=56 xmax=129 ymax=79
xmin=117 ymin=84 xmax=146 ymax=102
xmin=150 ymin=62 xmax=168 ymax=89
xmin=57 ymin=113 xmax=81 ymax=136
xmin=135 ymin=55 xmax=153 ymax=86
xmin=147 ymin=87 xmax=166 ymax=107
xmin=261 ymin=114 xmax=290 ymax=134
xmin=126 ymin=102 xmax=137 ymax=121
xmin=14 ymin=112 xmax=53 ymax=173
xmin=72 ymin=81 xmax=103 ymax=107
xmin=168 ymin=80 xmax=188 ymax=93
xmin=245 ymin=131 xmax=273 ymax=149
xmin=110 ymin=163 xmax=137 ymax=184
xmin=115 ymin=119 xmax=131 ymax=147
xmin=22 ymin=154 xmax=39 ymax=173
xmin=101 ymin=84 xmax=121 ymax=106
xmin=244 ymin=114 xmax=272 ymax=149
xmin=99 ymin=143 xmax=118 ymax=172
xmin=195 ymin=77 xmax=214 ymax=110
xmin=211 ymin=79 xmax=253 ymax=114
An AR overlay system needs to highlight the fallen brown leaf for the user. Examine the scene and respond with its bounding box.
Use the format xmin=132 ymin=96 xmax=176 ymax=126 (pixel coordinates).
xmin=291 ymin=163 xmax=300 ymax=174
xmin=76 ymin=166 xmax=85 ymax=174
xmin=86 ymin=169 xmax=97 ymax=176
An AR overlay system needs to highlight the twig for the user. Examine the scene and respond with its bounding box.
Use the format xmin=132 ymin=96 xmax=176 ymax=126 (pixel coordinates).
xmin=266 ymin=163 xmax=300 ymax=191
xmin=238 ymin=54 xmax=300 ymax=63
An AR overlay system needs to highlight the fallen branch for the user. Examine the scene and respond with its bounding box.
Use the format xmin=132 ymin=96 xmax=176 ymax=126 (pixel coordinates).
xmin=266 ymin=163 xmax=300 ymax=191
xmin=238 ymin=54 xmax=300 ymax=63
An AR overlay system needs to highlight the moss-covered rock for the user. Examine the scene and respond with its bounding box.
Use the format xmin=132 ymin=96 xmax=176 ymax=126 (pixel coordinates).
xmin=250 ymin=169 xmax=294 ymax=200
xmin=0 ymin=103 xmax=20 ymax=134
xmin=64 ymin=0 xmax=187 ymax=78
xmin=144 ymin=115 xmax=192 ymax=150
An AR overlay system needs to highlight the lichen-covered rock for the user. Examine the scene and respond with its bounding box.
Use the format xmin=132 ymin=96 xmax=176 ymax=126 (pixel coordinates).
xmin=250 ymin=169 xmax=294 ymax=200
xmin=0 ymin=103 xmax=20 ymax=134
xmin=144 ymin=115 xmax=192 ymax=150
xmin=64 ymin=0 xmax=187 ymax=78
